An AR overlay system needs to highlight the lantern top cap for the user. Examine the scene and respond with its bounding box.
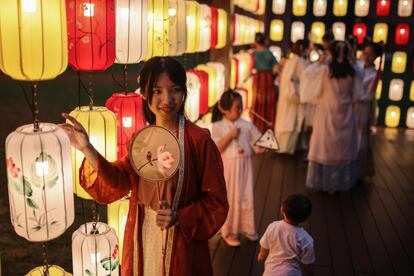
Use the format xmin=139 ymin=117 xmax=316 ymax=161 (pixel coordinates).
xmin=76 ymin=222 xmax=114 ymax=237
xmin=16 ymin=123 xmax=58 ymax=135
xmin=75 ymin=106 xmax=110 ymax=112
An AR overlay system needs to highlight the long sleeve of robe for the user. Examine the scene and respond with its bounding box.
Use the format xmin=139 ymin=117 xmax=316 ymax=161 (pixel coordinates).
xmin=79 ymin=121 xmax=229 ymax=276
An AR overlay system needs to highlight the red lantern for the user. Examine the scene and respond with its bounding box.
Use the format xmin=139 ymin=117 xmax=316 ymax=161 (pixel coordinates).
xmin=376 ymin=0 xmax=390 ymax=16
xmin=232 ymin=14 xmax=237 ymax=43
xmin=105 ymin=93 xmax=146 ymax=159
xmin=353 ymin=23 xmax=367 ymax=44
xmin=66 ymin=0 xmax=115 ymax=71
xmin=210 ymin=7 xmax=218 ymax=49
xmin=395 ymin=24 xmax=410 ymax=45
xmin=188 ymin=70 xmax=209 ymax=115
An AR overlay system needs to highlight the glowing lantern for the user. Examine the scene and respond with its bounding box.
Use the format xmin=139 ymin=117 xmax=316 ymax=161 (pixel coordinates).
xmin=385 ymin=106 xmax=400 ymax=127
xmin=230 ymin=57 xmax=239 ymax=90
xmin=376 ymin=80 xmax=382 ymax=100
xmin=66 ymin=0 xmax=115 ymax=71
xmin=168 ymin=0 xmax=187 ymax=56
xmin=207 ymin=62 xmax=226 ymax=99
xmin=373 ymin=23 xmax=388 ymax=43
xmin=197 ymin=4 xmax=212 ymax=52
xmin=389 ymin=79 xmax=404 ymax=101
xmin=398 ymin=0 xmax=413 ymax=16
xmin=6 ymin=123 xmax=74 ymax=241
xmin=309 ymin=50 xmax=321 ymax=62
xmin=147 ymin=0 xmax=169 ymax=58
xmin=72 ymin=222 xmax=119 ymax=276
xmin=376 ymin=0 xmax=390 ymax=16
xmin=313 ymin=0 xmax=327 ymax=16
xmin=311 ymin=22 xmax=325 ymax=44
xmin=255 ymin=0 xmax=266 ymax=15
xmin=210 ymin=7 xmax=218 ymax=49
xmin=185 ymin=1 xmax=199 ymax=53
xmin=270 ymin=20 xmax=284 ymax=42
xmin=406 ymin=107 xmax=414 ymax=128
xmin=410 ymin=81 xmax=414 ymax=101
xmin=0 ymin=0 xmax=67 ymax=80
xmin=355 ymin=0 xmax=370 ymax=16
xmin=333 ymin=22 xmax=346 ymax=41
xmin=272 ymin=0 xmax=286 ymax=14
xmin=115 ymin=0 xmax=148 ymax=64
xmin=197 ymin=64 xmax=218 ymax=107
xmin=108 ymin=197 xmax=129 ymax=265
xmin=188 ymin=70 xmax=209 ymax=115
xmin=241 ymin=77 xmax=254 ymax=109
xmin=215 ymin=9 xmax=227 ymax=49
xmin=185 ymin=72 xmax=202 ymax=121
xmin=374 ymin=54 xmax=385 ymax=70
xmin=395 ymin=24 xmax=410 ymax=45
xmin=353 ymin=23 xmax=367 ymax=44
xmin=333 ymin=0 xmax=348 ymax=16
xmin=391 ymin=51 xmax=407 ymax=73
xmin=291 ymin=21 xmax=305 ymax=42
xmin=68 ymin=107 xmax=117 ymax=199
xmin=269 ymin=46 xmax=282 ymax=63
xmin=233 ymin=14 xmax=242 ymax=45
xmin=27 ymin=265 xmax=72 ymax=276
xmin=105 ymin=93 xmax=146 ymax=159
xmin=293 ymin=0 xmax=307 ymax=16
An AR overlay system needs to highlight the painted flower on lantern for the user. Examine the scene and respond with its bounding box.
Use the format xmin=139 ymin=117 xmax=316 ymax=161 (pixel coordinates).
xmin=156 ymin=144 xmax=174 ymax=177
xmin=112 ymin=244 xmax=119 ymax=260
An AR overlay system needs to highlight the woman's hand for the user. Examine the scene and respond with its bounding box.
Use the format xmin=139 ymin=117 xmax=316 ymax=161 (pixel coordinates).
xmin=58 ymin=113 xmax=91 ymax=152
xmin=156 ymin=201 xmax=176 ymax=230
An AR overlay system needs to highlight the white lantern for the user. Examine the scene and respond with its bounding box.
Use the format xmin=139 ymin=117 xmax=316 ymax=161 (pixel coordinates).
xmin=332 ymin=22 xmax=346 ymax=41
xmin=389 ymin=79 xmax=404 ymax=101
xmin=168 ymin=0 xmax=187 ymax=56
xmin=108 ymin=198 xmax=130 ymax=265
xmin=398 ymin=0 xmax=413 ymax=17
xmin=406 ymin=107 xmax=414 ymax=128
xmin=269 ymin=46 xmax=282 ymax=62
xmin=197 ymin=4 xmax=212 ymax=52
xmin=291 ymin=21 xmax=305 ymax=42
xmin=272 ymin=0 xmax=286 ymax=14
xmin=354 ymin=0 xmax=370 ymax=16
xmin=115 ymin=0 xmax=148 ymax=63
xmin=6 ymin=123 xmax=74 ymax=241
xmin=313 ymin=0 xmax=327 ymax=16
xmin=185 ymin=0 xmax=199 ymax=53
xmin=72 ymin=222 xmax=119 ymax=276
xmin=185 ymin=72 xmax=201 ymax=122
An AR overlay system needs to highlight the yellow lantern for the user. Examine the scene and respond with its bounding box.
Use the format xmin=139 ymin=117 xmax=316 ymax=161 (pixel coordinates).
xmin=26 ymin=265 xmax=72 ymax=276
xmin=185 ymin=72 xmax=202 ymax=121
xmin=272 ymin=0 xmax=286 ymax=14
xmin=0 ymin=0 xmax=67 ymax=81
xmin=385 ymin=105 xmax=400 ymax=127
xmin=68 ymin=107 xmax=117 ymax=199
xmin=354 ymin=0 xmax=370 ymax=16
xmin=241 ymin=77 xmax=254 ymax=109
xmin=293 ymin=0 xmax=307 ymax=16
xmin=406 ymin=107 xmax=414 ymax=128
xmin=108 ymin=197 xmax=130 ymax=265
xmin=391 ymin=52 xmax=407 ymax=73
xmin=313 ymin=0 xmax=327 ymax=16
xmin=291 ymin=21 xmax=305 ymax=42
xmin=255 ymin=0 xmax=266 ymax=15
xmin=147 ymin=0 xmax=169 ymax=59
xmin=168 ymin=0 xmax=187 ymax=56
xmin=373 ymin=23 xmax=388 ymax=43
xmin=185 ymin=1 xmax=199 ymax=53
xmin=332 ymin=22 xmax=346 ymax=41
xmin=230 ymin=58 xmax=237 ymax=89
xmin=311 ymin=22 xmax=325 ymax=44
xmin=376 ymin=80 xmax=382 ymax=100
xmin=197 ymin=64 xmax=218 ymax=107
xmin=198 ymin=4 xmax=212 ymax=52
xmin=389 ymin=79 xmax=404 ymax=101
xmin=333 ymin=0 xmax=348 ymax=16
xmin=270 ymin=20 xmax=284 ymax=41
xmin=398 ymin=0 xmax=413 ymax=17
xmin=410 ymin=81 xmax=414 ymax=101
xmin=215 ymin=9 xmax=228 ymax=49
xmin=207 ymin=62 xmax=226 ymax=99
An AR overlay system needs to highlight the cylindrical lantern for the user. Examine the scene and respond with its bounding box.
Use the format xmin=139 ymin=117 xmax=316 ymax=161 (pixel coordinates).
xmin=291 ymin=21 xmax=305 ymax=42
xmin=406 ymin=107 xmax=414 ymax=128
xmin=398 ymin=0 xmax=413 ymax=17
xmin=270 ymin=20 xmax=284 ymax=42
xmin=241 ymin=77 xmax=254 ymax=109
xmin=197 ymin=4 xmax=212 ymax=52
xmin=333 ymin=0 xmax=348 ymax=16
xmin=395 ymin=24 xmax=410 ymax=45
xmin=410 ymin=81 xmax=414 ymax=101
xmin=311 ymin=22 xmax=325 ymax=44
xmin=313 ymin=0 xmax=327 ymax=16
xmin=185 ymin=0 xmax=199 ymax=53
xmin=376 ymin=80 xmax=383 ymax=100
xmin=391 ymin=51 xmax=407 ymax=73
xmin=188 ymin=70 xmax=209 ymax=115
xmin=185 ymin=72 xmax=202 ymax=122
xmin=6 ymin=123 xmax=74 ymax=241
xmin=115 ymin=0 xmax=148 ymax=64
xmin=355 ymin=0 xmax=370 ymax=16
xmin=210 ymin=7 xmax=218 ymax=49
xmin=0 ymin=0 xmax=68 ymax=81
xmin=389 ymin=79 xmax=404 ymax=101
xmin=27 ymin=265 xmax=72 ymax=276
xmin=147 ymin=0 xmax=169 ymax=58
xmin=168 ymin=0 xmax=186 ymax=56
xmin=272 ymin=0 xmax=286 ymax=14
xmin=66 ymin=0 xmax=115 ymax=71
xmin=105 ymin=93 xmax=146 ymax=159
xmin=207 ymin=62 xmax=226 ymax=99
xmin=293 ymin=0 xmax=307 ymax=16
xmin=230 ymin=57 xmax=239 ymax=90
xmin=215 ymin=9 xmax=227 ymax=49
xmin=68 ymin=106 xmax=117 ymax=199
xmin=196 ymin=64 xmax=217 ymax=107
xmin=333 ymin=22 xmax=346 ymax=41
xmin=108 ymin=197 xmax=130 ymax=265
xmin=376 ymin=0 xmax=390 ymax=16
xmin=385 ymin=106 xmax=401 ymax=127
xmin=353 ymin=23 xmax=367 ymax=44
xmin=72 ymin=222 xmax=119 ymax=276
xmin=373 ymin=23 xmax=388 ymax=43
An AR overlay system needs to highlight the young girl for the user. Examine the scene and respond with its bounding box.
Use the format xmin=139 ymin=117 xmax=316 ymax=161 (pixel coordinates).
xmin=211 ymin=90 xmax=263 ymax=247
xmin=59 ymin=57 xmax=228 ymax=276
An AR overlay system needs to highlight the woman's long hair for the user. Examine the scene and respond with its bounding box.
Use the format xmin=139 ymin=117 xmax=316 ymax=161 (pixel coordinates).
xmin=211 ymin=90 xmax=243 ymax=122
xmin=328 ymin=41 xmax=355 ymax=79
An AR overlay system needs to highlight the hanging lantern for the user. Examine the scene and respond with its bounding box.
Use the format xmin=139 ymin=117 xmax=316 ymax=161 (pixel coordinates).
xmin=27 ymin=265 xmax=72 ymax=276
xmin=291 ymin=21 xmax=305 ymax=43
xmin=146 ymin=0 xmax=169 ymax=58
xmin=332 ymin=22 xmax=346 ymax=41
xmin=115 ymin=0 xmax=148 ymax=64
xmin=185 ymin=72 xmax=202 ymax=122
xmin=389 ymin=79 xmax=404 ymax=101
xmin=241 ymin=77 xmax=254 ymax=109
xmin=376 ymin=80 xmax=383 ymax=100
xmin=6 ymin=123 xmax=74 ymax=241
xmin=68 ymin=106 xmax=117 ymax=199
xmin=293 ymin=0 xmax=307 ymax=16
xmin=385 ymin=106 xmax=401 ymax=127
xmin=188 ymin=70 xmax=209 ymax=115
xmin=269 ymin=46 xmax=282 ymax=62
xmin=311 ymin=22 xmax=325 ymax=44
xmin=105 ymin=93 xmax=146 ymax=159
xmin=395 ymin=24 xmax=410 ymax=46
xmin=230 ymin=57 xmax=239 ymax=90
xmin=374 ymin=54 xmax=385 ymax=70
xmin=72 ymin=222 xmax=120 ymax=276
xmin=376 ymin=0 xmax=390 ymax=16
xmin=207 ymin=62 xmax=226 ymax=99
xmin=185 ymin=0 xmax=199 ymax=53
xmin=313 ymin=0 xmax=327 ymax=16
xmin=410 ymin=81 xmax=414 ymax=101
xmin=333 ymin=0 xmax=348 ymax=16
xmin=272 ymin=0 xmax=286 ymax=14
xmin=108 ymin=197 xmax=130 ymax=265
xmin=197 ymin=4 xmax=212 ymax=52
xmin=355 ymin=0 xmax=370 ymax=16
xmin=210 ymin=7 xmax=218 ymax=49
xmin=373 ymin=23 xmax=388 ymax=43
xmin=398 ymin=0 xmax=413 ymax=16
xmin=168 ymin=0 xmax=186 ymax=56
xmin=197 ymin=64 xmax=218 ymax=107
xmin=0 ymin=0 xmax=68 ymax=81
xmin=391 ymin=51 xmax=407 ymax=73
xmin=270 ymin=20 xmax=284 ymax=42
xmin=353 ymin=23 xmax=367 ymax=44
xmin=255 ymin=0 xmax=266 ymax=15
xmin=215 ymin=9 xmax=227 ymax=49
xmin=66 ymin=0 xmax=115 ymax=71
xmin=406 ymin=107 xmax=414 ymax=128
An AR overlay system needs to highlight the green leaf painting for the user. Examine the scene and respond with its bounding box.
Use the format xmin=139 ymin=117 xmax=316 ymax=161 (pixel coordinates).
xmin=85 ymin=269 xmax=94 ymax=276
xmin=26 ymin=198 xmax=38 ymax=209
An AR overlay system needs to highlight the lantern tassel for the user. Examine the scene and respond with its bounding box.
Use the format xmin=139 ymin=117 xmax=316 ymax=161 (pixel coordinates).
xmin=31 ymin=82 xmax=40 ymax=131
xmin=123 ymin=64 xmax=128 ymax=94
xmin=88 ymin=74 xmax=94 ymax=110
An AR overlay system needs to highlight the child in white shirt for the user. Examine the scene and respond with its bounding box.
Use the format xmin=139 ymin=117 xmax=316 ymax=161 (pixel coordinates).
xmin=258 ymin=194 xmax=314 ymax=276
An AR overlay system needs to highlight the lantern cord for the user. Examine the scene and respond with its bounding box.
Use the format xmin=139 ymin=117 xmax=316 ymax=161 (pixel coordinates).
xmin=41 ymin=242 xmax=50 ymax=276
xmin=87 ymin=74 xmax=94 ymax=110
xmin=32 ymin=82 xmax=40 ymax=131
xmin=123 ymin=64 xmax=128 ymax=93
xmin=78 ymin=71 xmax=81 ymax=109
xmin=110 ymin=67 xmax=125 ymax=90
xmin=91 ymin=201 xmax=99 ymax=233
xmin=18 ymin=81 xmax=34 ymax=114
xmin=81 ymin=198 xmax=88 ymax=234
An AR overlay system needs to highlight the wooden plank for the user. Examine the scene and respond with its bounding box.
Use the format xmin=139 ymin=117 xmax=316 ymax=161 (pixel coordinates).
xmin=313 ymin=265 xmax=333 ymax=276
xmin=212 ymin=239 xmax=237 ymax=276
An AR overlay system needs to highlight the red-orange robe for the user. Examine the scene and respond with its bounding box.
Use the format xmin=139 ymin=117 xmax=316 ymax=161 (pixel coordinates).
xmin=80 ymin=121 xmax=229 ymax=276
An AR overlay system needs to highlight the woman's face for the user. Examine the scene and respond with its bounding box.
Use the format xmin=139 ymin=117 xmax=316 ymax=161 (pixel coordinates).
xmin=146 ymin=72 xmax=184 ymax=124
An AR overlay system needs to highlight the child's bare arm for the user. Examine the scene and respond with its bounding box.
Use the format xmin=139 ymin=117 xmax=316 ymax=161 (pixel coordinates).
xmin=217 ymin=127 xmax=239 ymax=153
xmin=301 ymin=263 xmax=314 ymax=276
xmin=257 ymin=246 xmax=269 ymax=263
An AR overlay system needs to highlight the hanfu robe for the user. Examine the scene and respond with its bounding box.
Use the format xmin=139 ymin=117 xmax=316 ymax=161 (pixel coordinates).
xmin=79 ymin=121 xmax=229 ymax=276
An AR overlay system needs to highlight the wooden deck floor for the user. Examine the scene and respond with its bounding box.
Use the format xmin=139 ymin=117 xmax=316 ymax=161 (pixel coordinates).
xmin=210 ymin=128 xmax=414 ymax=276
